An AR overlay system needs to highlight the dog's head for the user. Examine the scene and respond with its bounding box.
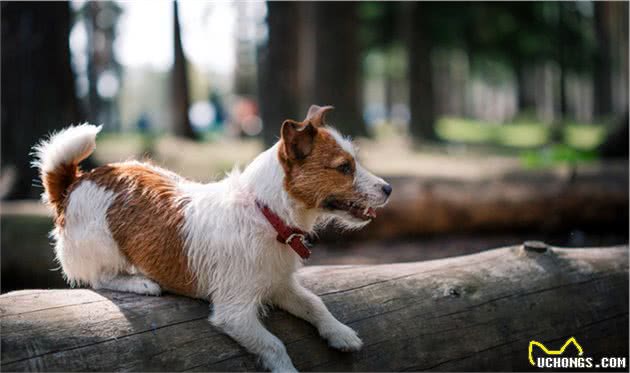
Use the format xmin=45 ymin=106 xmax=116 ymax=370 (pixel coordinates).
xmin=278 ymin=105 xmax=392 ymax=228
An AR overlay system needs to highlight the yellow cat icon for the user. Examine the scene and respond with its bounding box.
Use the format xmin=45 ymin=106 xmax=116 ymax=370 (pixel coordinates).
xmin=528 ymin=337 xmax=584 ymax=366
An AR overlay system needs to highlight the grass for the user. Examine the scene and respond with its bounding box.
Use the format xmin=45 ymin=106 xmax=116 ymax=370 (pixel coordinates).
xmin=563 ymin=123 xmax=607 ymax=150
xmin=436 ymin=117 xmax=607 ymax=150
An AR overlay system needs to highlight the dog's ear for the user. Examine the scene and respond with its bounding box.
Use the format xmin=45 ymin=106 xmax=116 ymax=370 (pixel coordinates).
xmin=281 ymin=120 xmax=317 ymax=160
xmin=305 ymin=105 xmax=334 ymax=127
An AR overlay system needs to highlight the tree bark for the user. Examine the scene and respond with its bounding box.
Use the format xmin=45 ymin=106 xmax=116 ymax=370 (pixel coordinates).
xmin=171 ymin=0 xmax=196 ymax=140
xmin=1 ymin=245 xmax=627 ymax=371
xmin=0 ymin=1 xmax=81 ymax=199
xmin=407 ymin=2 xmax=437 ymax=142
xmin=310 ymin=2 xmax=366 ymax=137
xmin=258 ymin=1 xmax=301 ymax=147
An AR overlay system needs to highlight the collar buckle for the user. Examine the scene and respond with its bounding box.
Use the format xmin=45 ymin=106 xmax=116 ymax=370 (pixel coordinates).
xmin=285 ymin=232 xmax=306 ymax=246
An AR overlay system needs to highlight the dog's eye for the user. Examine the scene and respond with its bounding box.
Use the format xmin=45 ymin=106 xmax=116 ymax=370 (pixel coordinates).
xmin=336 ymin=162 xmax=352 ymax=175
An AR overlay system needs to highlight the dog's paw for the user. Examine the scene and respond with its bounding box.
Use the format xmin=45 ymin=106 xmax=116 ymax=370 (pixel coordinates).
xmin=263 ymin=353 xmax=298 ymax=373
xmin=269 ymin=363 xmax=298 ymax=373
xmin=321 ymin=322 xmax=363 ymax=352
xmin=139 ymin=280 xmax=162 ymax=296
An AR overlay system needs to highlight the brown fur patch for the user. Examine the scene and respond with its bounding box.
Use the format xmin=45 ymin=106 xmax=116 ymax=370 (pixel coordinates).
xmin=69 ymin=163 xmax=198 ymax=297
xmin=278 ymin=127 xmax=356 ymax=208
xmin=42 ymin=163 xmax=83 ymax=227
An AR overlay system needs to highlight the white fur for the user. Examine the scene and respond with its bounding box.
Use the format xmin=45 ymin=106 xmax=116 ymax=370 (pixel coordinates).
xmin=177 ymin=128 xmax=384 ymax=371
xmin=326 ymin=126 xmax=356 ymax=156
xmin=40 ymin=125 xmax=389 ymax=372
xmin=53 ymin=181 xmax=135 ymax=288
xmin=355 ymin=163 xmax=389 ymax=204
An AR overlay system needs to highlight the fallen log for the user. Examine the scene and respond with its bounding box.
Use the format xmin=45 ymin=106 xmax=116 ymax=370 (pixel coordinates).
xmin=341 ymin=163 xmax=629 ymax=240
xmin=1 ymin=243 xmax=628 ymax=371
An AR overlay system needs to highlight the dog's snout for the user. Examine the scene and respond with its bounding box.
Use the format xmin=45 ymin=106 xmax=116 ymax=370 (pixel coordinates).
xmin=381 ymin=184 xmax=392 ymax=197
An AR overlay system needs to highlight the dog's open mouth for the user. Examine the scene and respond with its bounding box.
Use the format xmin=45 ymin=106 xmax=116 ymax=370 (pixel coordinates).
xmin=323 ymin=199 xmax=377 ymax=221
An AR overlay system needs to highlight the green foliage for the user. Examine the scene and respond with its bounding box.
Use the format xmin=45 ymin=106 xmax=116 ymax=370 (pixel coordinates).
xmin=436 ymin=117 xmax=606 ymax=151
xmin=359 ymin=2 xmax=397 ymax=50
xmin=359 ymin=2 xmax=598 ymax=76
xmin=520 ymin=145 xmax=598 ymax=168
xmin=497 ymin=122 xmax=549 ymax=148
xmin=436 ymin=117 xmax=495 ymax=144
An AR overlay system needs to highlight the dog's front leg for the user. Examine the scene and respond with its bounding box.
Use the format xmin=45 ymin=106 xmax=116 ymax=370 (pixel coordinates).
xmin=273 ymin=278 xmax=363 ymax=351
xmin=210 ymin=302 xmax=297 ymax=372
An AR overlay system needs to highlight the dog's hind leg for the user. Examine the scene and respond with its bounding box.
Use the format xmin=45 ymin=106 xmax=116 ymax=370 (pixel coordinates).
xmin=273 ymin=277 xmax=363 ymax=352
xmin=94 ymin=274 xmax=162 ymax=296
xmin=210 ymin=301 xmax=297 ymax=372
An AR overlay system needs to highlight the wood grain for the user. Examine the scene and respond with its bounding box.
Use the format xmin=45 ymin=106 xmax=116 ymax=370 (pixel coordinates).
xmin=1 ymin=244 xmax=628 ymax=371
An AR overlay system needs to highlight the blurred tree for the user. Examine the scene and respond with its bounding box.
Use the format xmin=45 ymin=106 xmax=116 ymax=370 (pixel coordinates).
xmin=311 ymin=2 xmax=366 ymax=137
xmin=359 ymin=2 xmax=403 ymax=122
xmin=171 ymin=0 xmax=196 ymax=139
xmin=258 ymin=1 xmax=300 ymax=146
xmin=593 ymin=2 xmax=613 ymax=118
xmin=83 ymin=1 xmax=122 ymax=131
xmin=406 ymin=2 xmax=436 ymax=142
xmin=233 ymin=2 xmax=259 ymax=97
xmin=467 ymin=2 xmax=597 ymax=125
xmin=557 ymin=2 xmax=569 ymax=123
xmin=1 ymin=1 xmax=81 ymax=199
xmin=598 ymin=112 xmax=629 ymax=158
xmin=464 ymin=3 xmax=553 ymax=113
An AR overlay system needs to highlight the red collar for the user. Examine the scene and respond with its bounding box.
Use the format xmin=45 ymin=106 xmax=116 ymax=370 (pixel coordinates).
xmin=256 ymin=200 xmax=311 ymax=259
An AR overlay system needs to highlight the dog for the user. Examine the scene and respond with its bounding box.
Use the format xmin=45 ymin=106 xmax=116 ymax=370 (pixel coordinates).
xmin=33 ymin=105 xmax=392 ymax=372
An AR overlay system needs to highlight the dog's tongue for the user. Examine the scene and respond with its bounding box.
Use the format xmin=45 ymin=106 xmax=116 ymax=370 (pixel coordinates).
xmin=366 ymin=207 xmax=377 ymax=219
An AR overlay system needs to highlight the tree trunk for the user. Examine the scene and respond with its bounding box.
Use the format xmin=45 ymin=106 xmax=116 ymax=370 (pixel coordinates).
xmin=85 ymin=2 xmax=101 ymax=125
xmin=1 ymin=244 xmax=627 ymax=371
xmin=0 ymin=2 xmax=80 ymax=199
xmin=171 ymin=0 xmax=196 ymax=140
xmin=593 ymin=2 xmax=613 ymax=119
xmin=551 ymin=2 xmax=568 ymax=143
xmin=406 ymin=2 xmax=437 ymax=142
xmin=258 ymin=1 xmax=301 ymax=147
xmin=311 ymin=2 xmax=366 ymax=137
xmin=83 ymin=1 xmax=122 ymax=132
xmin=515 ymin=62 xmax=536 ymax=112
xmin=616 ymin=2 xmax=629 ymax=116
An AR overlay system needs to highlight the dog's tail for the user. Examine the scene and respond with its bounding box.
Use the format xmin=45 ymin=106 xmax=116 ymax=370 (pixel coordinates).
xmin=32 ymin=124 xmax=102 ymax=212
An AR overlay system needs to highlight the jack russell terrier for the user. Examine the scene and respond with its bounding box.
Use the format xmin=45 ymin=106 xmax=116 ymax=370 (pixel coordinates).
xmin=33 ymin=105 xmax=392 ymax=372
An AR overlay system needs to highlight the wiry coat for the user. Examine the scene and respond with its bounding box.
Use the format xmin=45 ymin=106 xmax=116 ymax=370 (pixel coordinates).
xmin=32 ymin=106 xmax=391 ymax=372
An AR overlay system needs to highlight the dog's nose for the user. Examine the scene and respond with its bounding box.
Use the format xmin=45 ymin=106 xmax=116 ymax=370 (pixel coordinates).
xmin=381 ymin=184 xmax=392 ymax=197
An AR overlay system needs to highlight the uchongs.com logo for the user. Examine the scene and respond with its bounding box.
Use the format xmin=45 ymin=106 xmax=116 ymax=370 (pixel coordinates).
xmin=528 ymin=337 xmax=627 ymax=369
